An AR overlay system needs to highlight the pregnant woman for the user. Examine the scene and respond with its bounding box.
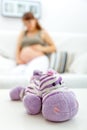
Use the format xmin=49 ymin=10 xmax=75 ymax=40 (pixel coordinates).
xmin=14 ymin=12 xmax=56 ymax=77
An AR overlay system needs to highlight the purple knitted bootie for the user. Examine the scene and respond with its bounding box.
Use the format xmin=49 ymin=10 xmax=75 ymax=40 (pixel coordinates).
xmin=10 ymin=86 xmax=25 ymax=101
xmin=40 ymin=69 xmax=79 ymax=122
xmin=23 ymin=70 xmax=42 ymax=115
xmin=9 ymin=70 xmax=42 ymax=101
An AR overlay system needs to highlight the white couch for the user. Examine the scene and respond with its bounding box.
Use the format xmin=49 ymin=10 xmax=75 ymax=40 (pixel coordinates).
xmin=0 ymin=30 xmax=87 ymax=88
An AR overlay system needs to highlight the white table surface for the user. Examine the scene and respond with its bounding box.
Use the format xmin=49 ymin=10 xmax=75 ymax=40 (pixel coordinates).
xmin=0 ymin=88 xmax=87 ymax=130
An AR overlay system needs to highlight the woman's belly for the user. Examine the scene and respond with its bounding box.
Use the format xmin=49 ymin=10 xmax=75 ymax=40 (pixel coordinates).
xmin=20 ymin=46 xmax=44 ymax=64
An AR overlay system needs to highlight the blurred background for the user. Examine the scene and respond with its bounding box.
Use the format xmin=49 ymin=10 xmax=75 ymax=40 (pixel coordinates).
xmin=0 ymin=0 xmax=87 ymax=89
xmin=0 ymin=0 xmax=87 ymax=33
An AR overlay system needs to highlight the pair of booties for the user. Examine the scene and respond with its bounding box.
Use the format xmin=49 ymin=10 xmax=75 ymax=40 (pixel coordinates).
xmin=10 ymin=69 xmax=79 ymax=122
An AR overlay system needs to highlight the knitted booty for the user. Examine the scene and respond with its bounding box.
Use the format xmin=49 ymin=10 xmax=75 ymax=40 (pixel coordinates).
xmin=23 ymin=70 xmax=42 ymax=115
xmin=10 ymin=86 xmax=25 ymax=101
xmin=9 ymin=70 xmax=42 ymax=101
xmin=39 ymin=70 xmax=79 ymax=122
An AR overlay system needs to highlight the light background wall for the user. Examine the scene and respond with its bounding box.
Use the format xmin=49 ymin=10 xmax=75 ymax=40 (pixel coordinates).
xmin=0 ymin=0 xmax=87 ymax=33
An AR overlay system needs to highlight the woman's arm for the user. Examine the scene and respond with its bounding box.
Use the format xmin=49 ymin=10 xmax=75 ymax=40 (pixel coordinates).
xmin=16 ymin=31 xmax=24 ymax=64
xmin=41 ymin=30 xmax=56 ymax=53
xmin=32 ymin=30 xmax=56 ymax=54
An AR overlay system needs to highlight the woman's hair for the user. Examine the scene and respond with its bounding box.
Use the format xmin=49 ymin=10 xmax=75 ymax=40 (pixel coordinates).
xmin=22 ymin=12 xmax=42 ymax=30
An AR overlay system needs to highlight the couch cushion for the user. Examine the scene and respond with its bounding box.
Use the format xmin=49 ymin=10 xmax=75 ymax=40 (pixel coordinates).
xmin=49 ymin=51 xmax=75 ymax=73
xmin=49 ymin=51 xmax=67 ymax=73
xmin=50 ymin=32 xmax=87 ymax=54
xmin=69 ymin=53 xmax=87 ymax=74
xmin=0 ymin=55 xmax=16 ymax=75
xmin=0 ymin=31 xmax=19 ymax=59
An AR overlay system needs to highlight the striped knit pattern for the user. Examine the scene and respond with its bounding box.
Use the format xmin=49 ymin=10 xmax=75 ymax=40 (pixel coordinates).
xmin=23 ymin=70 xmax=68 ymax=101
xmin=24 ymin=77 xmax=41 ymax=97
xmin=39 ymin=72 xmax=68 ymax=102
xmin=24 ymin=70 xmax=42 ymax=97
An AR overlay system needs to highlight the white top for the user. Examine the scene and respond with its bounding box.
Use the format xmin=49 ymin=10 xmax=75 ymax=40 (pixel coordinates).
xmin=0 ymin=88 xmax=87 ymax=130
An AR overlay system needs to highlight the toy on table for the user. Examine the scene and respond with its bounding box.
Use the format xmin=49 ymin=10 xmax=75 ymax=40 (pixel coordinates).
xmin=10 ymin=70 xmax=42 ymax=114
xmin=10 ymin=69 xmax=79 ymax=122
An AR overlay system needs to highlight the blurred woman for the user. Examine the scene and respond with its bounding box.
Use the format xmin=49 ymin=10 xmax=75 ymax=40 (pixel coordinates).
xmin=15 ymin=12 xmax=56 ymax=77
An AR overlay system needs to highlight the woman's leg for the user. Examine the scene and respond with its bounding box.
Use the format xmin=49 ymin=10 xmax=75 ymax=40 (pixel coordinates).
xmin=10 ymin=55 xmax=49 ymax=80
xmin=25 ymin=55 xmax=49 ymax=79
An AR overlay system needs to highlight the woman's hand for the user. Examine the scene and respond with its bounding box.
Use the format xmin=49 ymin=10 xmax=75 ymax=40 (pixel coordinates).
xmin=31 ymin=29 xmax=56 ymax=54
